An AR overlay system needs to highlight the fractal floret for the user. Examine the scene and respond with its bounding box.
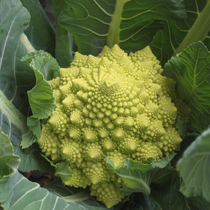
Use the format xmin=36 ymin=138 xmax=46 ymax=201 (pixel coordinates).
xmin=37 ymin=44 xmax=184 ymax=208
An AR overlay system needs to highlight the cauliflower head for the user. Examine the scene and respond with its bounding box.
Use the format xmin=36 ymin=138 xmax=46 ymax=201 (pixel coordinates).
xmin=37 ymin=45 xmax=183 ymax=208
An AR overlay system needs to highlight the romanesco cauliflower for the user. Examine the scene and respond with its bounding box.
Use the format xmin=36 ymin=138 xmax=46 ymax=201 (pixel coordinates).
xmin=37 ymin=44 xmax=185 ymax=208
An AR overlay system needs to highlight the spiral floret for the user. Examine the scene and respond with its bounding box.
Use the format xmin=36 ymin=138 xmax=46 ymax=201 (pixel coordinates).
xmin=37 ymin=44 xmax=185 ymax=208
xmin=90 ymin=182 xmax=124 ymax=209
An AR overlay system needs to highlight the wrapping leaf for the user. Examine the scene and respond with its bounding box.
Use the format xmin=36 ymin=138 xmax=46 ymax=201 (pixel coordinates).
xmin=0 ymin=171 xmax=72 ymax=210
xmin=20 ymin=0 xmax=56 ymax=56
xmin=177 ymin=129 xmax=210 ymax=203
xmin=58 ymin=0 xmax=186 ymax=55
xmin=107 ymin=155 xmax=175 ymax=196
xmin=0 ymin=128 xmax=20 ymax=179
xmin=51 ymin=0 xmax=74 ymax=67
xmin=44 ymin=179 xmax=114 ymax=210
xmin=151 ymin=0 xmax=210 ymax=65
xmin=0 ymin=0 xmax=35 ymax=115
xmin=164 ymin=42 xmax=210 ymax=132
xmin=151 ymin=172 xmax=210 ymax=210
xmin=0 ymin=0 xmax=54 ymax=172
xmin=21 ymin=50 xmax=60 ymax=80
xmin=21 ymin=50 xmax=59 ymax=148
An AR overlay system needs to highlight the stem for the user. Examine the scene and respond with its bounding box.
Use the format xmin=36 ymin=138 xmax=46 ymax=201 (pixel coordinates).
xmin=174 ymin=1 xmax=210 ymax=55
xmin=0 ymin=90 xmax=28 ymax=134
xmin=61 ymin=190 xmax=91 ymax=203
xmin=106 ymin=0 xmax=129 ymax=47
xmin=20 ymin=33 xmax=35 ymax=53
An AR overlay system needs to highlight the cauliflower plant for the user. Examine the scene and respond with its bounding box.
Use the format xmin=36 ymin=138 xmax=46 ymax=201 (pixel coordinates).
xmin=37 ymin=44 xmax=184 ymax=208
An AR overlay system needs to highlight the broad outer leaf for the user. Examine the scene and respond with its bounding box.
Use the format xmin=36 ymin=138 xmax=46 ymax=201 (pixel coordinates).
xmin=42 ymin=158 xmax=113 ymax=209
xmin=58 ymin=0 xmax=186 ymax=55
xmin=51 ymin=0 xmax=74 ymax=67
xmin=0 ymin=0 xmax=33 ymax=159
xmin=0 ymin=89 xmax=52 ymax=172
xmin=122 ymin=193 xmax=161 ymax=210
xmin=0 ymin=128 xmax=20 ymax=179
xmin=0 ymin=0 xmax=36 ymax=115
xmin=20 ymin=0 xmax=56 ymax=56
xmin=151 ymin=173 xmax=189 ymax=209
xmin=0 ymin=0 xmax=60 ymax=173
xmin=0 ymin=90 xmax=28 ymax=136
xmin=44 ymin=179 xmax=114 ymax=210
xmin=1 ymin=170 xmax=109 ymax=210
xmin=164 ymin=42 xmax=210 ymax=132
xmin=151 ymin=172 xmax=210 ymax=210
xmin=172 ymin=131 xmax=199 ymax=165
xmin=16 ymin=143 xmax=54 ymax=173
xmin=150 ymin=0 xmax=210 ymax=65
xmin=44 ymin=178 xmax=79 ymax=196
xmin=107 ymin=155 xmax=175 ymax=196
xmin=0 ymin=171 xmax=72 ymax=210
xmin=177 ymin=129 xmax=210 ymax=203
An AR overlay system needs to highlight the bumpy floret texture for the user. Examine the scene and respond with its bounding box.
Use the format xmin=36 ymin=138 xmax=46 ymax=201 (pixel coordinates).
xmin=37 ymin=45 xmax=183 ymax=208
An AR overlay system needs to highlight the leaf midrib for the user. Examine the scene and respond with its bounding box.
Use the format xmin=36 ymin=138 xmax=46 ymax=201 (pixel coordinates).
xmin=174 ymin=0 xmax=210 ymax=55
xmin=106 ymin=0 xmax=129 ymax=47
xmin=0 ymin=90 xmax=28 ymax=134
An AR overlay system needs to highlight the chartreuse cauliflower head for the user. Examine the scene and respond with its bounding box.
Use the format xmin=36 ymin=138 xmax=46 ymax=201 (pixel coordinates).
xmin=37 ymin=44 xmax=185 ymax=208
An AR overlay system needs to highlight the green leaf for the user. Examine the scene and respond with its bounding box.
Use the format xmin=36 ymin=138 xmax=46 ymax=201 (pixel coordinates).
xmin=0 ymin=89 xmax=53 ymax=172
xmin=39 ymin=155 xmax=75 ymax=182
xmin=58 ymin=0 xmax=186 ymax=55
xmin=0 ymin=171 xmax=72 ymax=210
xmin=0 ymin=0 xmax=62 ymax=174
xmin=0 ymin=89 xmax=52 ymax=172
xmin=21 ymin=50 xmax=58 ymax=147
xmin=44 ymin=179 xmax=113 ymax=210
xmin=0 ymin=0 xmax=32 ymax=167
xmin=20 ymin=0 xmax=56 ymax=56
xmin=0 ymin=90 xmax=28 ymax=136
xmin=26 ymin=116 xmax=41 ymax=139
xmin=177 ymin=129 xmax=210 ymax=203
xmin=0 ymin=128 xmax=20 ymax=179
xmin=164 ymin=42 xmax=210 ymax=132
xmin=0 ymin=0 xmax=36 ymax=115
xmin=51 ymin=0 xmax=74 ymax=67
xmin=1 ymin=168 xmax=110 ymax=210
xmin=172 ymin=131 xmax=199 ymax=166
xmin=21 ymin=67 xmax=55 ymax=147
xmin=41 ymin=158 xmax=110 ymax=209
xmin=21 ymin=68 xmax=55 ymax=148
xmin=22 ymin=51 xmax=58 ymax=120
xmin=151 ymin=172 xmax=210 ymax=210
xmin=54 ymin=162 xmax=76 ymax=183
xmin=173 ymin=0 xmax=210 ymax=54
xmin=28 ymin=69 xmax=55 ymax=120
xmin=21 ymin=50 xmax=60 ymax=80
xmin=30 ymin=57 xmax=59 ymax=80
xmin=21 ymin=120 xmax=40 ymax=149
xmin=151 ymin=0 xmax=210 ymax=65
xmin=121 ymin=193 xmax=161 ymax=210
xmin=16 ymin=143 xmax=54 ymax=173
xmin=107 ymin=155 xmax=175 ymax=196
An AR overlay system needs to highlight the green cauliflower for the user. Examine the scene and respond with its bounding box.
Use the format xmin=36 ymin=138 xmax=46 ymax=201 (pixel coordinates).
xmin=37 ymin=44 xmax=186 ymax=208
